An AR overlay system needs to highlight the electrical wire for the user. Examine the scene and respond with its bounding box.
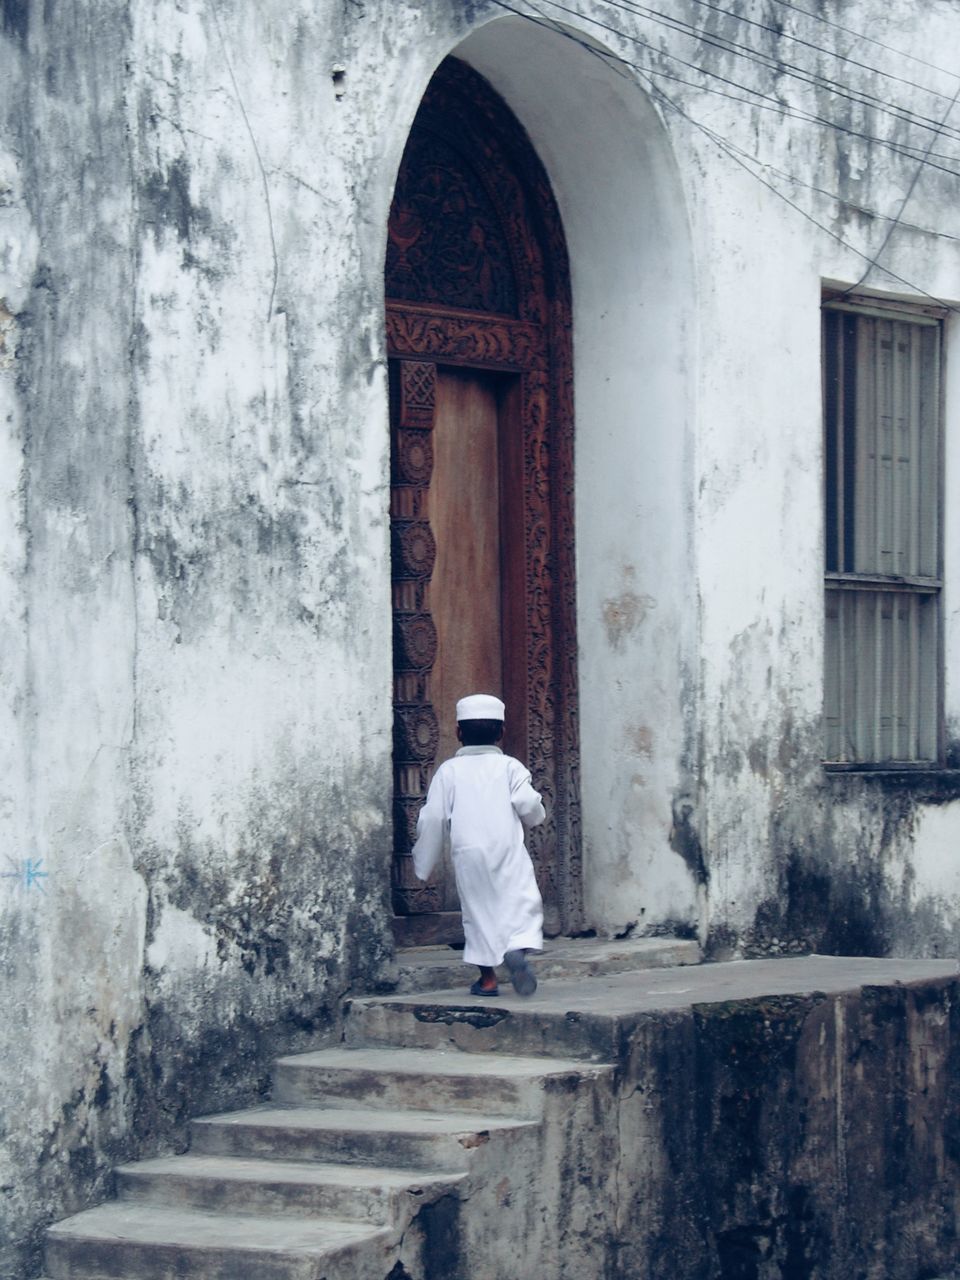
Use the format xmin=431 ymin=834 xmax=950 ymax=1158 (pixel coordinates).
xmin=534 ymin=0 xmax=960 ymax=164
xmin=589 ymin=0 xmax=960 ymax=144
xmin=684 ymin=0 xmax=958 ymax=106
xmin=643 ymin=83 xmax=960 ymax=312
xmin=625 ymin=58 xmax=960 ymax=181
xmin=488 ymin=0 xmax=960 ymax=313
xmin=513 ymin=0 xmax=960 ymax=179
xmin=836 ymin=76 xmax=960 ymax=297
xmin=667 ymin=105 xmax=960 ymax=245
xmin=714 ymin=148 xmax=960 ymax=245
xmin=767 ymin=0 xmax=960 ymax=87
xmin=581 ymin=0 xmax=960 ymax=224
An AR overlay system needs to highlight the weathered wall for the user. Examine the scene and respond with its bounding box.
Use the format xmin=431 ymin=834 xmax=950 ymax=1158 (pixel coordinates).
xmin=4 ymin=0 xmax=960 ymax=1274
xmin=455 ymin=13 xmax=702 ymax=953
xmin=617 ymin=976 xmax=960 ymax=1280
xmin=457 ymin=2 xmax=960 ymax=962
xmin=1 ymin=2 xmax=404 ymax=1274
xmin=1 ymin=6 xmax=145 ymax=1276
xmin=681 ymin=0 xmax=960 ymax=960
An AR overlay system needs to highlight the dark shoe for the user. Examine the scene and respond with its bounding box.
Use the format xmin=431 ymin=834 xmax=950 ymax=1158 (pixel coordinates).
xmin=504 ymin=950 xmax=537 ymax=997
xmin=470 ymin=979 xmax=499 ymax=997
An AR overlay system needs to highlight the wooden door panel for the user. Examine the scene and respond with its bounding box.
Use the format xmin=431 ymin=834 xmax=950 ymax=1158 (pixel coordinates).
xmin=389 ymin=359 xmax=530 ymax=929
xmin=427 ymin=369 xmax=504 ymax=911
xmin=431 ymin=369 xmax=503 ymax=770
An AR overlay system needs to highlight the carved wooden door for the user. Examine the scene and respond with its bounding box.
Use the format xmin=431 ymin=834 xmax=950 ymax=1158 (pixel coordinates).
xmin=387 ymin=60 xmax=581 ymax=946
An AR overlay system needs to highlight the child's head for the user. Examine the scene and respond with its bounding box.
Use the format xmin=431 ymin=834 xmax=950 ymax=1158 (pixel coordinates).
xmin=458 ymin=718 xmax=504 ymax=746
xmin=456 ymin=693 xmax=505 ymax=746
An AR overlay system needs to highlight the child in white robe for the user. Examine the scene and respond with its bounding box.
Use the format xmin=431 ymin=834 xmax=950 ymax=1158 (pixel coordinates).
xmin=412 ymin=694 xmax=545 ymax=997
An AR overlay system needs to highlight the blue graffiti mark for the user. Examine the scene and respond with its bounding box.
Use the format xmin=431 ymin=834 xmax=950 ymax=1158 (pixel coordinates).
xmin=24 ymin=858 xmax=48 ymax=890
xmin=1 ymin=857 xmax=49 ymax=892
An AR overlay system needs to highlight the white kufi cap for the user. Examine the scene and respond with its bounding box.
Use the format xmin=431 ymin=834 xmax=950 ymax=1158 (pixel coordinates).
xmin=456 ymin=693 xmax=506 ymax=722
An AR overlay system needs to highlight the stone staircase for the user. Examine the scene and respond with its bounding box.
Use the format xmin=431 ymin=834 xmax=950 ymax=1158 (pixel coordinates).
xmin=41 ymin=941 xmax=671 ymax=1280
xmin=38 ymin=946 xmax=960 ymax=1279
xmin=44 ymin=1044 xmax=616 ymax=1278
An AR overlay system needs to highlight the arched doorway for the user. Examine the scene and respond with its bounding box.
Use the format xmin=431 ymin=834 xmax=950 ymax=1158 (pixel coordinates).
xmin=386 ymin=58 xmax=581 ymax=946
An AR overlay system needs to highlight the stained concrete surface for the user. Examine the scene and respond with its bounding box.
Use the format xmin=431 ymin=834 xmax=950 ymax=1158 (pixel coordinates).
xmin=39 ymin=952 xmax=960 ymax=1278
xmin=387 ymin=952 xmax=960 ymax=1014
xmin=393 ymin=933 xmax=702 ymax=993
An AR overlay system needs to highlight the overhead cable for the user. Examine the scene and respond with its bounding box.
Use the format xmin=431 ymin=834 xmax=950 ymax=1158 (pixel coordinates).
xmin=535 ymin=0 xmax=960 ymax=159
xmin=767 ymin=0 xmax=960 ymax=86
xmin=631 ymin=60 xmax=960 ymax=179
xmin=488 ymin=0 xmax=960 ymax=314
xmin=684 ymin=0 xmax=959 ymax=106
xmin=529 ymin=0 xmax=960 ymax=175
xmin=714 ymin=147 xmax=960 ymax=245
xmin=836 ymin=77 xmax=960 ymax=297
xmin=591 ymin=0 xmax=960 ymax=142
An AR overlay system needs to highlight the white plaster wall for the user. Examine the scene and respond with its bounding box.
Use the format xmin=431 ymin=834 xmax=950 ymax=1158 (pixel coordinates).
xmin=599 ymin=0 xmax=960 ymax=955
xmin=453 ymin=0 xmax=960 ymax=956
xmin=688 ymin=141 xmax=828 ymax=944
xmin=0 ymin=4 xmax=408 ymax=1271
xmin=415 ymin=4 xmax=960 ymax=949
xmin=119 ymin=0 xmax=403 ymax=1048
xmin=943 ymin=318 xmax=960 ymax=743
xmin=0 ymin=144 xmax=33 ymax=889
xmin=456 ymin=17 xmax=700 ymax=936
xmin=0 ymin=8 xmax=147 ymax=1271
xmin=909 ymin=805 xmax=960 ymax=932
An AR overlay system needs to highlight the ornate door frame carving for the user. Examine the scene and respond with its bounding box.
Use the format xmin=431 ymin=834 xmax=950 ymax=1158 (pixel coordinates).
xmin=387 ymin=59 xmax=582 ymax=939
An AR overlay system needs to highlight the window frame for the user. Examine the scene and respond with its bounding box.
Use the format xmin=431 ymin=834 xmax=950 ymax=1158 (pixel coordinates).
xmin=821 ymin=288 xmax=947 ymax=771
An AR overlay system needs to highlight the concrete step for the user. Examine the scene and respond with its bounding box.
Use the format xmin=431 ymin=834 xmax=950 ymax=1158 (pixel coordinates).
xmin=344 ymin=987 xmax=614 ymax=1060
xmin=394 ymin=933 xmax=701 ymax=994
xmin=44 ymin=1202 xmax=387 ymax=1280
xmin=191 ymin=1104 xmax=537 ymax=1171
xmin=272 ymin=1045 xmax=612 ymax=1118
xmin=116 ymin=1152 xmax=463 ymax=1222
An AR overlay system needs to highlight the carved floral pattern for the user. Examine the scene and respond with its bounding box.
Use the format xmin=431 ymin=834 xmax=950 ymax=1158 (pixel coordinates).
xmin=387 ymin=129 xmax=518 ymax=315
xmin=393 ymin=613 xmax=439 ymax=674
xmin=393 ymin=703 xmax=441 ymax=763
xmin=386 ymin=309 xmax=545 ymax=370
xmin=393 ymin=430 xmax=434 ymax=487
xmin=391 ymin=521 xmax=437 ymax=582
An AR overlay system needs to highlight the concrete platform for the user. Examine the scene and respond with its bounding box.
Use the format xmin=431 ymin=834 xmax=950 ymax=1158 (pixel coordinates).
xmin=393 ymin=932 xmax=701 ymax=993
xmin=396 ymin=952 xmax=959 ymax=1012
xmin=272 ymin=1045 xmax=611 ymax=1116
xmin=45 ymin=1203 xmax=388 ymax=1280
xmin=349 ymin=953 xmax=960 ymax=1059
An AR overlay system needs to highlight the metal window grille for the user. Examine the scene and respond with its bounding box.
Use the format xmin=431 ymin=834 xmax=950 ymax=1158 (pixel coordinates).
xmin=822 ymin=301 xmax=942 ymax=765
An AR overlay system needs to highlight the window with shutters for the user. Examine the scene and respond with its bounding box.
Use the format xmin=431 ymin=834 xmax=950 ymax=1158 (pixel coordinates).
xmin=822 ymin=294 xmax=944 ymax=766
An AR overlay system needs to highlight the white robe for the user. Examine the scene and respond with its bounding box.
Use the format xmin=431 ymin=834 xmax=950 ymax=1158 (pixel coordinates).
xmin=412 ymin=745 xmax=545 ymax=967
